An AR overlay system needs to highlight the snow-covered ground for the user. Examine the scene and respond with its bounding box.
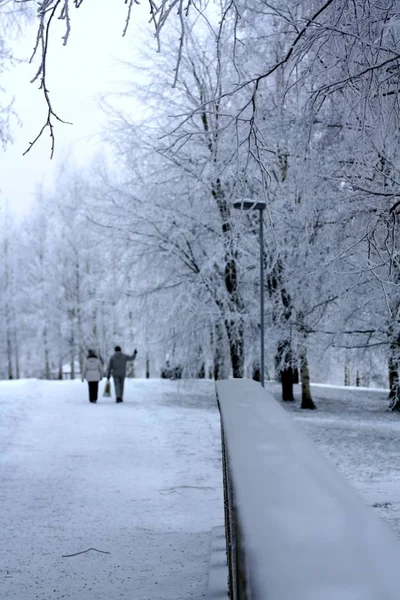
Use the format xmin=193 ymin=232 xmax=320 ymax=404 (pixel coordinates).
xmin=1 ymin=378 xmax=400 ymax=599
xmin=268 ymin=382 xmax=400 ymax=538
xmin=0 ymin=379 xmax=223 ymax=600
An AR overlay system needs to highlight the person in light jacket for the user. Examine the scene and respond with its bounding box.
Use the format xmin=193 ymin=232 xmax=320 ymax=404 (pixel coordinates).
xmin=106 ymin=346 xmax=137 ymax=403
xmin=82 ymin=349 xmax=103 ymax=403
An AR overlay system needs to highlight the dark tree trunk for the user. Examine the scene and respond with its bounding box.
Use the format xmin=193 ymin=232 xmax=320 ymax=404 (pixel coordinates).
xmin=197 ymin=346 xmax=205 ymax=378
xmin=388 ymin=359 xmax=400 ymax=411
xmin=211 ymin=174 xmax=245 ymax=379
xmin=44 ymin=346 xmax=51 ymax=380
xmin=68 ymin=307 xmax=76 ymax=380
xmin=202 ymin=91 xmax=245 ymax=381
xmin=4 ymin=234 xmax=13 ymax=380
xmin=214 ymin=357 xmax=223 ymax=380
xmin=252 ymin=362 xmax=261 ymax=383
xmin=281 ymin=367 xmax=295 ymax=401
xmin=344 ymin=365 xmax=350 ymax=386
xmin=276 ymin=340 xmax=295 ymax=401
xmin=299 ymin=346 xmax=316 ymax=410
xmin=13 ymin=308 xmax=20 ymax=379
xmin=70 ymin=354 xmax=75 ymax=380
xmin=223 ymin=255 xmax=244 ymax=378
xmin=212 ymin=323 xmax=225 ymax=380
xmin=225 ymin=320 xmax=244 ymax=378
xmin=268 ymin=260 xmax=294 ymax=399
xmin=146 ymin=354 xmax=150 ymax=379
xmin=43 ymin=325 xmax=51 ymax=380
xmin=14 ymin=339 xmax=20 ymax=380
xmin=7 ymin=329 xmax=13 ymax=380
xmin=387 ymin=304 xmax=400 ymax=409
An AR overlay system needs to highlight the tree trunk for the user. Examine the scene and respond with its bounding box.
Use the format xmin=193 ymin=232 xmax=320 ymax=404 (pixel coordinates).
xmin=127 ymin=309 xmax=136 ymax=378
xmin=365 ymin=371 xmax=370 ymax=388
xmin=44 ymin=346 xmax=51 ymax=380
xmin=57 ymin=321 xmax=64 ymax=380
xmin=14 ymin=331 xmax=20 ymax=380
xmin=212 ymin=323 xmax=225 ymax=380
xmin=69 ymin=309 xmax=75 ymax=380
xmin=100 ymin=303 xmax=107 ymax=368
xmin=213 ymin=355 xmax=223 ymax=380
xmin=12 ymin=304 xmax=20 ymax=379
xmin=276 ymin=340 xmax=295 ymax=401
xmin=75 ymin=257 xmax=85 ymax=377
xmin=92 ymin=308 xmax=98 ymax=350
xmin=388 ymin=358 xmax=400 ymax=411
xmin=43 ymin=326 xmax=51 ymax=379
xmin=127 ymin=352 xmax=136 ymax=377
xmin=388 ymin=311 xmax=400 ymax=409
xmin=212 ymin=175 xmax=245 ymax=379
xmin=299 ymin=345 xmax=316 ymax=410
xmin=225 ymin=319 xmax=244 ymax=378
xmin=146 ymin=354 xmax=150 ymax=379
xmin=201 ymin=103 xmax=245 ymax=379
xmin=252 ymin=362 xmax=261 ymax=383
xmin=4 ymin=235 xmax=13 ymax=379
xmin=281 ymin=367 xmax=295 ymax=401
xmin=292 ymin=363 xmax=299 ymax=384
xmin=196 ymin=346 xmax=205 ymax=378
xmin=344 ymin=364 xmax=350 ymax=386
xmin=7 ymin=329 xmax=13 ymax=379
xmin=223 ymin=254 xmax=245 ymax=378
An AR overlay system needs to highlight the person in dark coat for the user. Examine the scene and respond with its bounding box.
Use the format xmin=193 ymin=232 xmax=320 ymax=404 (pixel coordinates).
xmin=82 ymin=349 xmax=103 ymax=403
xmin=106 ymin=346 xmax=137 ymax=403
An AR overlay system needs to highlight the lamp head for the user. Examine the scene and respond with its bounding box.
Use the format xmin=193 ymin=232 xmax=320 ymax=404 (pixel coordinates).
xmin=233 ymin=198 xmax=266 ymax=211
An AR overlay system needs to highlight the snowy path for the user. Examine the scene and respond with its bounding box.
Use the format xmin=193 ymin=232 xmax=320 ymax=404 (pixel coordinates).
xmin=3 ymin=378 xmax=400 ymax=599
xmin=0 ymin=379 xmax=223 ymax=600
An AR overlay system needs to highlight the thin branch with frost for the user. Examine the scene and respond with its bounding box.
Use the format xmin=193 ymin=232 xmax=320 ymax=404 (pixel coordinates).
xmin=23 ymin=0 xmax=198 ymax=155
xmin=62 ymin=547 xmax=111 ymax=557
xmin=217 ymin=0 xmax=337 ymax=99
xmin=123 ymin=0 xmax=136 ymax=37
xmin=24 ymin=0 xmax=73 ymax=157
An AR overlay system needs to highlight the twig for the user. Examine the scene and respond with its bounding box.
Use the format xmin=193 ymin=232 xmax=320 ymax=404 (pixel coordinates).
xmin=24 ymin=0 xmax=72 ymax=158
xmin=123 ymin=0 xmax=137 ymax=37
xmin=62 ymin=547 xmax=111 ymax=558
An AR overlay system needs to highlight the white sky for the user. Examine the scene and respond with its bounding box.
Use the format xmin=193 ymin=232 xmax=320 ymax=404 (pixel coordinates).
xmin=1 ymin=1 xmax=150 ymax=216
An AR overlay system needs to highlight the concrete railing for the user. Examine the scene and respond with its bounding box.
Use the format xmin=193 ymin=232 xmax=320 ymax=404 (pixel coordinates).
xmin=216 ymin=378 xmax=400 ymax=600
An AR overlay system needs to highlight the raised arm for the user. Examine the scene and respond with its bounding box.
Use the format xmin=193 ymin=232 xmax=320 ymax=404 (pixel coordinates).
xmin=126 ymin=349 xmax=137 ymax=361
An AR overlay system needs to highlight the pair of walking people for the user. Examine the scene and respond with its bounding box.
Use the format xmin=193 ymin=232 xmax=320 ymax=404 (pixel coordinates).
xmin=81 ymin=346 xmax=137 ymax=403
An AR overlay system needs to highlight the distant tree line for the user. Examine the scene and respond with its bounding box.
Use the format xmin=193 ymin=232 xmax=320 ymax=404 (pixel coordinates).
xmin=0 ymin=1 xmax=399 ymax=410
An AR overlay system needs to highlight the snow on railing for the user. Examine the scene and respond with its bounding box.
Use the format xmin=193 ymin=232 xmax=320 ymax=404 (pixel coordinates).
xmin=216 ymin=378 xmax=400 ymax=600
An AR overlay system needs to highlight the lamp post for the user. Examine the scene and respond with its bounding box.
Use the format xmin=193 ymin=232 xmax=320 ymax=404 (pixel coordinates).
xmin=233 ymin=198 xmax=266 ymax=387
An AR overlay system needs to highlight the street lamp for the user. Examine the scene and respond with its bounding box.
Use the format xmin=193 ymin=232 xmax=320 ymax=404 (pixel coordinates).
xmin=233 ymin=198 xmax=266 ymax=387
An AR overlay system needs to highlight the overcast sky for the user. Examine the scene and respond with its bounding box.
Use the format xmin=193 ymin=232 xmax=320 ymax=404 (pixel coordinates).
xmin=1 ymin=1 xmax=149 ymax=216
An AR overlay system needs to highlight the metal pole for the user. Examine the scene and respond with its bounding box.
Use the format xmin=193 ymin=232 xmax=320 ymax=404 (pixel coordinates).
xmin=259 ymin=208 xmax=265 ymax=387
